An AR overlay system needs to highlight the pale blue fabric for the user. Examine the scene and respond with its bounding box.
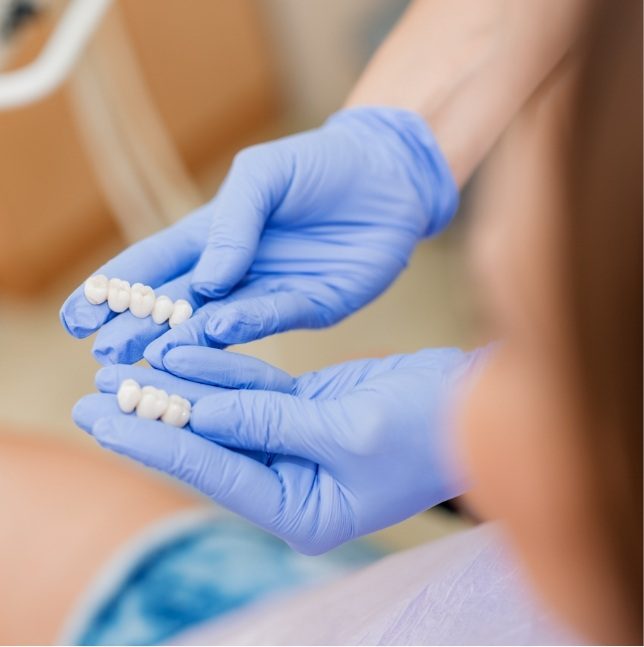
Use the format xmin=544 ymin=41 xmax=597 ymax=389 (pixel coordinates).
xmin=174 ymin=524 xmax=582 ymax=646
xmin=74 ymin=515 xmax=382 ymax=646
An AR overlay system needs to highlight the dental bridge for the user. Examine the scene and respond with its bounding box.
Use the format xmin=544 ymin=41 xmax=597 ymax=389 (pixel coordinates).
xmin=117 ymin=378 xmax=191 ymax=428
xmin=84 ymin=275 xmax=193 ymax=327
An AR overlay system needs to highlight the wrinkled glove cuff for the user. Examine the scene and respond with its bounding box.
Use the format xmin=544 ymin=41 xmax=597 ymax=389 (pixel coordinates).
xmin=326 ymin=106 xmax=460 ymax=237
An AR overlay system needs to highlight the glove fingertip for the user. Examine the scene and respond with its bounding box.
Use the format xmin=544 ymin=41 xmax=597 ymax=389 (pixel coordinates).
xmin=191 ymin=244 xmax=256 ymax=299
xmin=191 ymin=281 xmax=229 ymax=299
xmin=71 ymin=399 xmax=90 ymax=432
xmin=191 ymin=250 xmax=233 ymax=298
xmin=59 ymin=296 xmax=105 ymax=339
xmin=72 ymin=395 xmax=109 ymax=433
xmin=95 ymin=366 xmax=118 ymax=392
xmin=59 ymin=306 xmax=80 ymax=337
xmin=142 ymin=338 xmax=167 ymax=369
xmin=205 ymin=311 xmax=263 ymax=345
xmin=204 ymin=314 xmax=230 ymax=339
xmin=159 ymin=348 xmax=185 ymax=372
xmin=204 ymin=327 xmax=251 ymax=346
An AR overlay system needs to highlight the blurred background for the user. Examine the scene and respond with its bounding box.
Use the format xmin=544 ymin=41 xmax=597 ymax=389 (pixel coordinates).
xmin=0 ymin=0 xmax=480 ymax=548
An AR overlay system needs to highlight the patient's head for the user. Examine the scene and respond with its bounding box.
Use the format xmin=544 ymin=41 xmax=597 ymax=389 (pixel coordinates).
xmin=459 ymin=2 xmax=642 ymax=643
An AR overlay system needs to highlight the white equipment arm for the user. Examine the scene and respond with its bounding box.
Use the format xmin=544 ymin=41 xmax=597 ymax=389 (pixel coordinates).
xmin=0 ymin=0 xmax=112 ymax=109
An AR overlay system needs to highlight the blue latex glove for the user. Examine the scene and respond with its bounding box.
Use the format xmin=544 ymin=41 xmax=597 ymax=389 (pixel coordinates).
xmin=73 ymin=346 xmax=483 ymax=555
xmin=60 ymin=107 xmax=458 ymax=366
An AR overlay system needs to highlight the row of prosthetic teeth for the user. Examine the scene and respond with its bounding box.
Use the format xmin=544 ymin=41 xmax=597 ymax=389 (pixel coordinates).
xmin=84 ymin=275 xmax=193 ymax=327
xmin=117 ymin=379 xmax=191 ymax=427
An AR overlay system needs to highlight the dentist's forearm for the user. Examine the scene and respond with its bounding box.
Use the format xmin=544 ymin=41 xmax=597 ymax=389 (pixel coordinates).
xmin=346 ymin=0 xmax=588 ymax=186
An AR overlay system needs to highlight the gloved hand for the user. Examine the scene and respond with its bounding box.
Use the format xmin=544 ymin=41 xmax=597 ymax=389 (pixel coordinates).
xmin=73 ymin=345 xmax=484 ymax=555
xmin=60 ymin=107 xmax=458 ymax=367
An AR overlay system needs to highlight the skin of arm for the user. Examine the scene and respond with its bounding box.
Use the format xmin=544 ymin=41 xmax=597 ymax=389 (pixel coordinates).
xmin=346 ymin=0 xmax=589 ymax=186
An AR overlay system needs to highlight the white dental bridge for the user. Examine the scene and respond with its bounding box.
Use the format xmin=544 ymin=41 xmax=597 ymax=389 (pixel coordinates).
xmin=84 ymin=275 xmax=193 ymax=327
xmin=117 ymin=379 xmax=191 ymax=428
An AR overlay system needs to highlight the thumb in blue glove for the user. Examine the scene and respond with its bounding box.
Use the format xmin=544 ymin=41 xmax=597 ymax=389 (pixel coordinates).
xmin=181 ymin=106 xmax=458 ymax=347
xmin=74 ymin=346 xmax=485 ymax=555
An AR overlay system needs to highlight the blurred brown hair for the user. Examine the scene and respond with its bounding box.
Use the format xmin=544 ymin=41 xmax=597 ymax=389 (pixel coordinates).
xmin=563 ymin=0 xmax=642 ymax=640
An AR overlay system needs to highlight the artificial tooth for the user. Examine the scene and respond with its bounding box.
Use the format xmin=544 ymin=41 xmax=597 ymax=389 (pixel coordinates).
xmin=136 ymin=386 xmax=169 ymax=420
xmin=117 ymin=378 xmax=142 ymax=413
xmin=152 ymin=295 xmax=174 ymax=324
xmin=84 ymin=274 xmax=109 ymax=305
xmin=161 ymin=394 xmax=191 ymax=427
xmin=168 ymin=299 xmax=193 ymax=328
xmin=107 ymin=278 xmax=131 ymax=313
xmin=129 ymin=283 xmax=156 ymax=318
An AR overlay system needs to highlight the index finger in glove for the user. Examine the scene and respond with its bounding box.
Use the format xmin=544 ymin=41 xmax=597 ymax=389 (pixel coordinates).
xmin=94 ymin=364 xmax=226 ymax=403
xmin=60 ymin=206 xmax=210 ymax=339
xmin=163 ymin=346 xmax=295 ymax=393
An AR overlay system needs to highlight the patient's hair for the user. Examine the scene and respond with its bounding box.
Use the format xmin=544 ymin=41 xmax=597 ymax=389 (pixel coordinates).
xmin=562 ymin=0 xmax=642 ymax=637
